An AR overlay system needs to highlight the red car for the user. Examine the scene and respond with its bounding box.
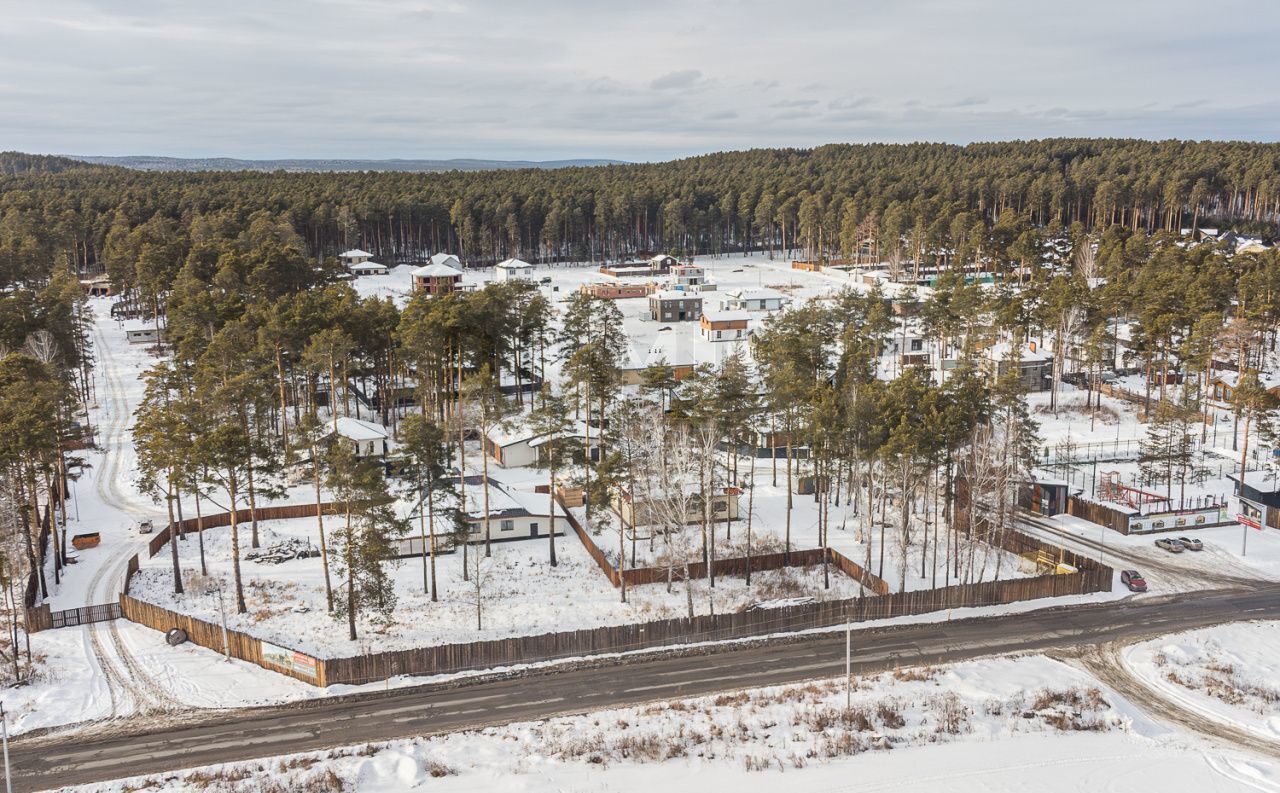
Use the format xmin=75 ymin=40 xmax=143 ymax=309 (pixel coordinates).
xmin=1121 ymin=570 xmax=1147 ymax=593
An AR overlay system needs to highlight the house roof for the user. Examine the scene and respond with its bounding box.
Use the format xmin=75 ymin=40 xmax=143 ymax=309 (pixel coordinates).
xmin=430 ymin=253 xmax=462 ymax=267
xmin=724 ymin=286 xmax=784 ymax=301
xmin=703 ymin=310 xmax=752 ymax=324
xmin=651 ymin=290 xmax=701 ymax=301
xmin=496 ymin=258 xmax=533 ymax=270
xmin=1212 ymin=370 xmax=1280 ymax=391
xmin=411 ymin=262 xmax=464 ymax=278
xmin=1229 ymin=470 xmax=1280 ymax=494
xmin=339 ymin=249 xmax=374 ymax=258
xmin=330 ymin=416 xmax=390 ymax=442
xmin=349 ymin=261 xmax=387 ymax=271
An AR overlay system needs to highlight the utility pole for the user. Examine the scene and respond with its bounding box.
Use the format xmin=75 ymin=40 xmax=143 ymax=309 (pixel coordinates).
xmin=1 ymin=702 xmax=12 ymax=793
xmin=845 ymin=615 xmax=852 ymax=711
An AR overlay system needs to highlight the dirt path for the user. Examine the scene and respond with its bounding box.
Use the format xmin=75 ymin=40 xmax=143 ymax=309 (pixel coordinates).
xmin=1076 ymin=642 xmax=1280 ymax=759
xmin=82 ymin=322 xmax=184 ymax=716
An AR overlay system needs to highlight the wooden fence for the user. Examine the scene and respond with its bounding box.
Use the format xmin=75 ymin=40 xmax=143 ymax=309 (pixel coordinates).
xmin=119 ymin=593 xmax=325 ymax=685
xmin=321 ymin=562 xmax=1110 ymax=686
xmin=561 ymin=498 xmax=891 ymax=595
xmin=114 ymin=498 xmax=1110 ymax=688
xmin=24 ymin=605 xmax=52 ymax=632
xmin=1067 ymin=495 xmax=1132 ymax=534
xmin=148 ymin=501 xmax=344 ymax=557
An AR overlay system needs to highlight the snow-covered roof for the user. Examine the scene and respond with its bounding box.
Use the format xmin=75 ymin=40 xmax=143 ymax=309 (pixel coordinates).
xmin=412 ymin=262 xmax=464 ymax=278
xmin=430 ymin=253 xmax=462 ymax=268
xmin=448 ymin=475 xmax=568 ymax=520
xmin=349 ymin=261 xmax=387 ymax=271
xmin=724 ymin=286 xmax=784 ymax=300
xmin=651 ymin=290 xmax=701 ymax=301
xmin=339 ymin=249 xmax=374 ymax=259
xmin=330 ymin=417 xmax=390 ymax=442
xmin=703 ymin=310 xmax=752 ymax=323
xmin=496 ymin=258 xmax=533 ymax=270
xmin=1212 ymin=370 xmax=1280 ymax=391
xmin=1229 ymin=469 xmax=1280 ymax=493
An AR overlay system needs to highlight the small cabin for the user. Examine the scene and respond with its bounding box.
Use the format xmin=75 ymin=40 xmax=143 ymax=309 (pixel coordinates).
xmin=125 ymin=325 xmax=163 ymax=345
xmin=494 ymin=258 xmax=535 ymax=282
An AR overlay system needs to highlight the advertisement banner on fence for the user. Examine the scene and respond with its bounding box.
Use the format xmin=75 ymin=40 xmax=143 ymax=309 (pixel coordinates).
xmin=1128 ymin=505 xmax=1229 ymax=534
xmin=260 ymin=640 xmax=320 ymax=682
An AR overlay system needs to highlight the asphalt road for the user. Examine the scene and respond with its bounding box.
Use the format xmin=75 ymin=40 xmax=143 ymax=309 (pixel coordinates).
xmin=16 ymin=585 xmax=1280 ymax=792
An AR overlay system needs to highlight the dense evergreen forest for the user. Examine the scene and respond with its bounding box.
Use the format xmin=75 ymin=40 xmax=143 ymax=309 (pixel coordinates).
xmin=2 ymin=138 xmax=1278 ymax=286
xmin=3 ymin=138 xmax=1280 ymax=672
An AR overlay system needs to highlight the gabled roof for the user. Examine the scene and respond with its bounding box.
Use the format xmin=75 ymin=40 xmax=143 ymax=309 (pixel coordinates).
xmin=496 ymin=258 xmax=533 ymax=269
xmin=430 ymin=253 xmax=462 ymax=268
xmin=339 ymin=249 xmax=374 ymax=259
xmin=349 ymin=261 xmax=387 ymax=271
xmin=329 ymin=417 xmax=390 ymax=442
xmin=412 ymin=262 xmax=464 ymax=278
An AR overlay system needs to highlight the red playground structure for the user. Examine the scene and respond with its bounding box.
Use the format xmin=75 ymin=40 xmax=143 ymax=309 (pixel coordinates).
xmin=1097 ymin=471 xmax=1171 ymax=511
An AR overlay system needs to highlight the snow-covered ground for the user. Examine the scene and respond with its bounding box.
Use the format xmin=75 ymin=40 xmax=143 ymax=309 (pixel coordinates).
xmin=1027 ymin=512 xmax=1280 ymax=592
xmin=1126 ymin=621 xmax=1280 ymax=741
xmin=130 ymin=518 xmax=868 ymax=658
xmin=56 ymin=654 xmax=1280 ymax=793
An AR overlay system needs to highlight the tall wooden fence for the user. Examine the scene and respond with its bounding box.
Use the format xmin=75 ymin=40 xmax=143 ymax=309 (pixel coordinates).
xmin=321 ymin=562 xmax=1109 ymax=686
xmin=116 ymin=499 xmax=1111 ymax=688
xmin=1066 ymin=495 xmax=1132 ymax=534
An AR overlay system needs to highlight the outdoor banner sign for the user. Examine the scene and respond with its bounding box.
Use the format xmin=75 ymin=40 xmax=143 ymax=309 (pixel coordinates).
xmin=1127 ymin=505 xmax=1229 ymax=534
xmin=260 ymin=639 xmax=320 ymax=681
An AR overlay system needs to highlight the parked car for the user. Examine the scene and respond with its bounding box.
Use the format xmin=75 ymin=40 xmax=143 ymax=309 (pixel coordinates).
xmin=135 ymin=519 xmax=154 ymax=535
xmin=1175 ymin=537 xmax=1204 ymax=551
xmin=1121 ymin=570 xmax=1148 ymax=592
xmin=1155 ymin=537 xmax=1184 ymax=553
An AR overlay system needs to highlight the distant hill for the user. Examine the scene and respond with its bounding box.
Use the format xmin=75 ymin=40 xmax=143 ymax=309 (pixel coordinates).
xmin=64 ymin=155 xmax=627 ymax=173
xmin=0 ymin=151 xmax=95 ymax=175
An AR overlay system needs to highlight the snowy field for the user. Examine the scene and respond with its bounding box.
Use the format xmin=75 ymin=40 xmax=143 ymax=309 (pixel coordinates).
xmin=130 ymin=518 xmax=868 ymax=658
xmin=56 ymin=654 xmax=1280 ymax=793
xmin=1126 ymin=621 xmax=1280 ymax=740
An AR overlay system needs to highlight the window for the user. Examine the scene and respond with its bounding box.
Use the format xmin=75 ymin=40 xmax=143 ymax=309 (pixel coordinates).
xmin=713 ymin=500 xmax=727 ymax=514
xmin=910 ymin=339 xmax=923 ymax=351
xmin=468 ymin=523 xmax=480 ymax=534
xmin=500 ymin=519 xmax=515 ymax=532
xmin=716 ymin=330 xmax=722 ymax=339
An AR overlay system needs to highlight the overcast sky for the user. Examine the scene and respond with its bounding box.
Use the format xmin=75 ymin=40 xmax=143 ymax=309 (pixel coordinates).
xmin=2 ymin=0 xmax=1278 ymax=162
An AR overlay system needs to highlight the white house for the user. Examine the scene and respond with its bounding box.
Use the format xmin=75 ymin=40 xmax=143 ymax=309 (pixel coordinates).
xmin=395 ymin=475 xmax=567 ymax=555
xmin=339 ymin=249 xmax=375 ymax=266
xmin=349 ymin=260 xmax=389 ymax=277
xmin=494 ymin=258 xmax=535 ymax=282
xmin=717 ymin=287 xmax=786 ymax=312
xmin=326 ymin=417 xmax=391 ymax=459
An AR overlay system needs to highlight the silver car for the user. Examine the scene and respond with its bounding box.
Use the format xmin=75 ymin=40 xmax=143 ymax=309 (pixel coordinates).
xmin=1175 ymin=537 xmax=1203 ymax=551
xmin=1155 ymin=537 xmax=1184 ymax=553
